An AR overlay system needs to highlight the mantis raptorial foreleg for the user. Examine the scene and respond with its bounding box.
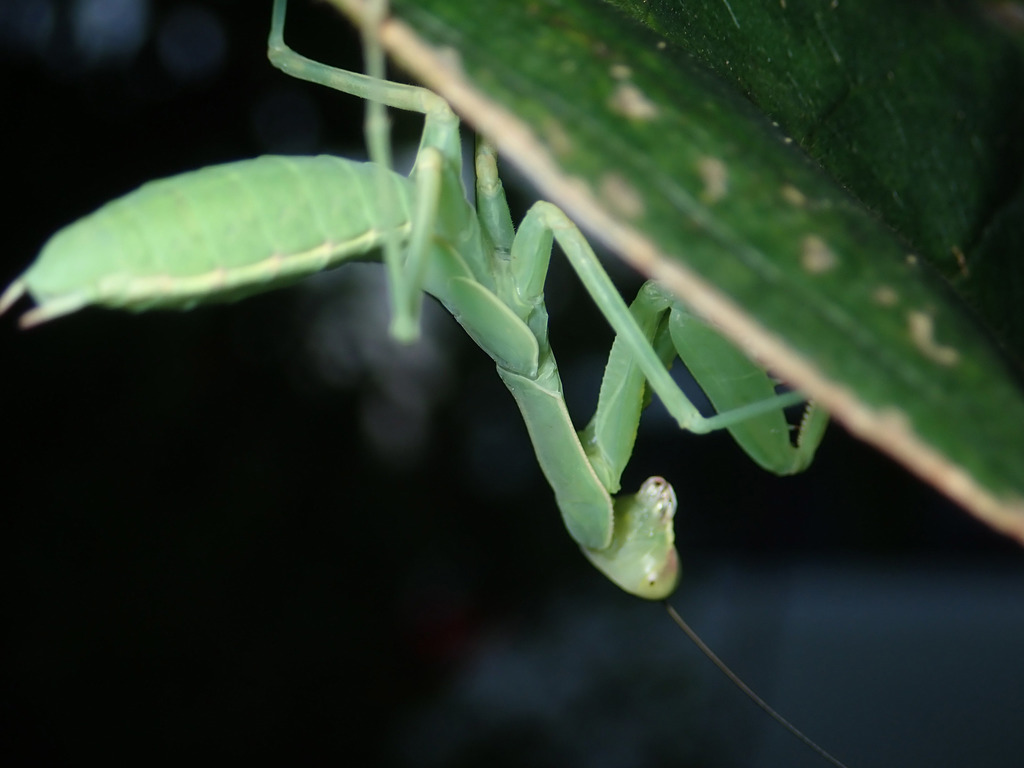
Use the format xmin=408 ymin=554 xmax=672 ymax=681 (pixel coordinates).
xmin=1 ymin=0 xmax=827 ymax=601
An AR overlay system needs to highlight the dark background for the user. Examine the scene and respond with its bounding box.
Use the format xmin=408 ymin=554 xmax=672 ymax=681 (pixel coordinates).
xmin=1 ymin=1 xmax=1022 ymax=766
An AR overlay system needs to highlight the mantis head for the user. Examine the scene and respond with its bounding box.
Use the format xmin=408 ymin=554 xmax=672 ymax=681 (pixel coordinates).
xmin=582 ymin=476 xmax=680 ymax=600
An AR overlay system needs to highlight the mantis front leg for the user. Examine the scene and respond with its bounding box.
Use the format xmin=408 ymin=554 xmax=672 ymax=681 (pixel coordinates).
xmin=474 ymin=149 xmax=826 ymax=598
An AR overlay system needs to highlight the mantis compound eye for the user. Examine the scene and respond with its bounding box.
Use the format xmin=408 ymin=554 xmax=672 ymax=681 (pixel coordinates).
xmin=636 ymin=476 xmax=677 ymax=522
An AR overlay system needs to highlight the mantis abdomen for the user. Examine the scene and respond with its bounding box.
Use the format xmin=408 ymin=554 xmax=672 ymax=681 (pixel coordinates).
xmin=2 ymin=155 xmax=414 ymax=327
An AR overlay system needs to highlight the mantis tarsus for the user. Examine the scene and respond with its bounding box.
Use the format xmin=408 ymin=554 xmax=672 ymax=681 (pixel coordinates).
xmin=0 ymin=0 xmax=846 ymax=762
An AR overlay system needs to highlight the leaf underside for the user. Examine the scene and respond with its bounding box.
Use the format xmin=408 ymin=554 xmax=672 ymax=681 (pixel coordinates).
xmin=325 ymin=0 xmax=1024 ymax=542
xmin=607 ymin=0 xmax=1024 ymax=362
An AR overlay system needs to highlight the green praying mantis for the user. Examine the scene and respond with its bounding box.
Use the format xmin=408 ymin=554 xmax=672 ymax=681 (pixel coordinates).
xmin=0 ymin=0 xmax=827 ymax=602
xmin=0 ymin=0 xmax=853 ymax=763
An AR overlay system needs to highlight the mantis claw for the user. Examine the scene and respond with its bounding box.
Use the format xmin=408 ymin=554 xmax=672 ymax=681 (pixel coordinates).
xmin=0 ymin=279 xmax=26 ymax=319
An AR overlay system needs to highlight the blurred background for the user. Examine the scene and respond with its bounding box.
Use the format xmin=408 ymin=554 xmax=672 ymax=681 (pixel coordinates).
xmin=1 ymin=1 xmax=1022 ymax=766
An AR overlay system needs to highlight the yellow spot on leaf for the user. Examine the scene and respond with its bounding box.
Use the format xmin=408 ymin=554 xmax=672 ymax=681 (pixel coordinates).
xmin=542 ymin=118 xmax=573 ymax=158
xmin=908 ymin=311 xmax=959 ymax=366
xmin=600 ymin=173 xmax=645 ymax=219
xmin=873 ymin=286 xmax=899 ymax=306
xmin=952 ymin=244 xmax=969 ymax=277
xmin=781 ymin=184 xmax=806 ymax=207
xmin=608 ymin=82 xmax=658 ymax=120
xmin=697 ymin=157 xmax=728 ymax=203
xmin=801 ymin=235 xmax=838 ymax=273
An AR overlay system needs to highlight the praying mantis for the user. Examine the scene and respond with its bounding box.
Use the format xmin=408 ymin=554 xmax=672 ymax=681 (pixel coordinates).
xmin=0 ymin=0 xmax=827 ymax=602
xmin=0 ymin=0 xmax=857 ymax=763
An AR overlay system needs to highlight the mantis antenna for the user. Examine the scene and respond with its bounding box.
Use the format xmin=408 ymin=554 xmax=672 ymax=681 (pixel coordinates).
xmin=664 ymin=602 xmax=851 ymax=768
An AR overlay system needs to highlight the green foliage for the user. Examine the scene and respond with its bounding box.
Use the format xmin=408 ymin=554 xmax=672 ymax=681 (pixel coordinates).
xmin=331 ymin=0 xmax=1024 ymax=538
xmin=607 ymin=0 xmax=1024 ymax=355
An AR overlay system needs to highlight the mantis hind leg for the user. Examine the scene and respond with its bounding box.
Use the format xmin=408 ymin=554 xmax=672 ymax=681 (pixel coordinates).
xmin=511 ymin=202 xmax=825 ymax=490
xmin=268 ymin=0 xmax=450 ymax=122
xmin=267 ymin=0 xmax=461 ymax=341
xmin=668 ymin=304 xmax=828 ymax=474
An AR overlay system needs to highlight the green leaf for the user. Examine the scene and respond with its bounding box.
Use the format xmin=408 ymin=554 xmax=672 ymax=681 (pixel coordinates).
xmin=606 ymin=0 xmax=1024 ymax=359
xmin=327 ymin=0 xmax=1024 ymax=541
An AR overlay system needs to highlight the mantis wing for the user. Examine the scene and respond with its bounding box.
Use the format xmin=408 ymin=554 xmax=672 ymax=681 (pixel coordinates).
xmin=1 ymin=157 xmax=415 ymax=328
